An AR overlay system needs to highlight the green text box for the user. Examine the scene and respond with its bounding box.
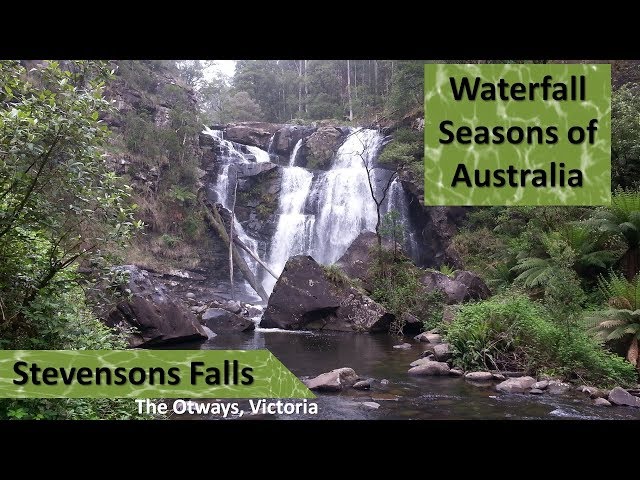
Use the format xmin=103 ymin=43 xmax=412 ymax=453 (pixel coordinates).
xmin=0 ymin=350 xmax=314 ymax=399
xmin=424 ymin=63 xmax=611 ymax=206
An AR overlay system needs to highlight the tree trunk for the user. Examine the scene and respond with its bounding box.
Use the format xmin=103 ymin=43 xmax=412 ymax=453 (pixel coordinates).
xmin=304 ymin=60 xmax=308 ymax=114
xmin=233 ymin=237 xmax=278 ymax=280
xmin=354 ymin=60 xmax=357 ymax=99
xmin=374 ymin=59 xmax=378 ymax=95
xmin=297 ymin=60 xmax=303 ymax=115
xmin=202 ymin=199 xmax=269 ymax=302
xmin=622 ymin=246 xmax=640 ymax=281
xmin=346 ymin=60 xmax=353 ymax=122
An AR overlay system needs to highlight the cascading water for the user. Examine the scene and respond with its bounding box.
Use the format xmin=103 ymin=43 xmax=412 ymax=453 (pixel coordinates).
xmin=385 ymin=177 xmax=419 ymax=259
xmin=263 ymin=128 xmax=387 ymax=294
xmin=289 ymin=139 xmax=303 ymax=167
xmin=202 ymin=127 xmax=270 ymax=298
xmin=262 ymin=146 xmax=314 ymax=294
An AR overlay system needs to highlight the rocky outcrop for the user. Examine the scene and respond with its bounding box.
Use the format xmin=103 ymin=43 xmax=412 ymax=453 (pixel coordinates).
xmin=465 ymin=372 xmax=494 ymax=382
xmin=304 ymin=367 xmax=359 ymax=392
xmin=420 ymin=270 xmax=490 ymax=304
xmin=298 ymin=127 xmax=347 ymax=170
xmin=105 ymin=265 xmax=207 ymax=347
xmin=261 ymin=255 xmax=394 ymax=332
xmin=495 ymin=376 xmax=537 ymax=394
xmin=234 ymin=162 xmax=281 ymax=241
xmin=335 ymin=231 xmax=396 ymax=292
xmin=271 ymin=125 xmax=316 ymax=159
xmin=223 ymin=122 xmax=283 ymax=150
xmin=201 ymin=308 xmax=255 ymax=333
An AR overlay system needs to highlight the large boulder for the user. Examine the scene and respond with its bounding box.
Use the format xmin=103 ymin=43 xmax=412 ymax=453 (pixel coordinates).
xmin=608 ymin=387 xmax=640 ymax=407
xmin=106 ymin=266 xmax=207 ymax=347
xmin=224 ymin=122 xmax=283 ymax=150
xmin=298 ymin=127 xmax=346 ymax=170
xmin=335 ymin=231 xmax=395 ymax=293
xmin=495 ymin=376 xmax=536 ymax=394
xmin=201 ymin=308 xmax=255 ymax=333
xmin=261 ymin=255 xmax=394 ymax=332
xmin=304 ymin=367 xmax=359 ymax=392
xmin=420 ymin=270 xmax=490 ymax=304
xmin=271 ymin=125 xmax=316 ymax=158
xmin=407 ymin=361 xmax=450 ymax=376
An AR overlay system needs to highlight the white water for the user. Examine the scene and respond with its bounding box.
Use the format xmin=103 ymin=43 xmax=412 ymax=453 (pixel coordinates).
xmin=262 ymin=128 xmax=385 ymax=294
xmin=289 ymin=139 xmax=303 ymax=167
xmin=201 ymin=127 xmax=271 ymax=300
xmin=309 ymin=129 xmax=382 ymax=265
xmin=386 ymin=177 xmax=419 ymax=259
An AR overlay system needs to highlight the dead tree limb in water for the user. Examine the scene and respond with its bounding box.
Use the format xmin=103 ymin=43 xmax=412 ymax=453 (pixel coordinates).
xmin=233 ymin=237 xmax=278 ymax=280
xmin=200 ymin=197 xmax=269 ymax=302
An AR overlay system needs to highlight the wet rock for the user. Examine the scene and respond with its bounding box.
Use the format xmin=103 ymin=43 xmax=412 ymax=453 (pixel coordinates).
xmin=106 ymin=265 xmax=207 ymax=347
xmin=361 ymin=401 xmax=380 ymax=410
xmin=608 ymin=387 xmax=640 ymax=407
xmin=186 ymin=292 xmax=196 ymax=299
xmin=441 ymin=304 xmax=461 ymax=323
xmin=423 ymin=333 xmax=442 ymax=344
xmin=449 ymin=368 xmax=464 ymax=377
xmin=271 ymin=125 xmax=316 ymax=158
xmin=400 ymin=312 xmax=422 ymax=334
xmin=594 ymin=398 xmax=612 ymax=407
xmin=408 ymin=361 xmax=450 ymax=376
xmin=201 ymin=325 xmax=217 ymax=340
xmin=433 ymin=343 xmax=452 ymax=361
xmin=245 ymin=305 xmax=263 ymax=317
xmin=380 ymin=379 xmax=390 ymax=386
xmin=298 ymin=126 xmax=346 ymax=170
xmin=529 ymin=388 xmax=544 ymax=395
xmin=261 ymin=255 xmax=394 ymax=332
xmin=224 ymin=300 xmax=243 ymax=314
xmin=533 ymin=380 xmax=549 ymax=390
xmin=201 ymin=308 xmax=255 ymax=333
xmin=547 ymin=381 xmax=572 ymax=395
xmin=304 ymin=367 xmax=359 ymax=392
xmin=353 ymin=379 xmax=373 ymax=390
xmin=578 ymin=385 xmax=607 ymax=399
xmin=492 ymin=373 xmax=506 ymax=381
xmin=393 ymin=343 xmax=412 ymax=350
xmin=421 ymin=346 xmax=436 ymax=357
xmin=465 ymin=371 xmax=493 ymax=382
xmin=420 ymin=270 xmax=491 ymax=305
xmin=410 ymin=358 xmax=433 ymax=367
xmin=224 ymin=122 xmax=283 ymax=150
xmin=496 ymin=376 xmax=536 ymax=394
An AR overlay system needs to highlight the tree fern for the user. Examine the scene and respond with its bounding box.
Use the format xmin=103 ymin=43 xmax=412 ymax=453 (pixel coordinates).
xmin=586 ymin=272 xmax=640 ymax=370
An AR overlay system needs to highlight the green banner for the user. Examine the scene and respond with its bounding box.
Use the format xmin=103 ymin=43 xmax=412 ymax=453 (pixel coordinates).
xmin=424 ymin=63 xmax=611 ymax=206
xmin=0 ymin=350 xmax=314 ymax=399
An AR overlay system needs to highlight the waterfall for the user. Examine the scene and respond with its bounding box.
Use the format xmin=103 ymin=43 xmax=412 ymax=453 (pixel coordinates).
xmin=289 ymin=139 xmax=303 ymax=167
xmin=385 ymin=177 xmax=419 ymax=259
xmin=262 ymin=128 xmax=385 ymax=294
xmin=202 ymin=127 xmax=270 ymax=300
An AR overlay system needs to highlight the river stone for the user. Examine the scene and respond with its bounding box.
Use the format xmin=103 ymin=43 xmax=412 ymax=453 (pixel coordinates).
xmin=410 ymin=358 xmax=432 ymax=367
xmin=400 ymin=312 xmax=422 ymax=334
xmin=361 ymin=402 xmax=380 ymax=410
xmin=393 ymin=343 xmax=412 ymax=350
xmin=201 ymin=308 xmax=255 ymax=333
xmin=449 ymin=368 xmax=464 ymax=377
xmin=433 ymin=343 xmax=452 ymax=361
xmin=186 ymin=292 xmax=196 ymax=299
xmin=529 ymin=388 xmax=544 ymax=395
xmin=547 ymin=381 xmax=572 ymax=395
xmin=578 ymin=385 xmax=607 ymax=399
xmin=106 ymin=265 xmax=207 ymax=347
xmin=465 ymin=371 xmax=494 ymax=382
xmin=492 ymin=373 xmax=506 ymax=381
xmin=608 ymin=387 xmax=640 ymax=407
xmin=594 ymin=398 xmax=612 ymax=407
xmin=422 ymin=333 xmax=442 ymax=344
xmin=305 ymin=367 xmax=359 ymax=392
xmin=224 ymin=122 xmax=283 ymax=150
xmin=380 ymin=379 xmax=390 ymax=385
xmin=224 ymin=300 xmax=243 ymax=314
xmin=533 ymin=380 xmax=549 ymax=390
xmin=353 ymin=379 xmax=372 ymax=390
xmin=408 ymin=361 xmax=450 ymax=376
xmin=496 ymin=376 xmax=536 ymax=394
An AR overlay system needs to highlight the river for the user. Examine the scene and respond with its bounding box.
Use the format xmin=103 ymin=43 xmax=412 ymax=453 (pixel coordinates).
xmin=188 ymin=330 xmax=640 ymax=420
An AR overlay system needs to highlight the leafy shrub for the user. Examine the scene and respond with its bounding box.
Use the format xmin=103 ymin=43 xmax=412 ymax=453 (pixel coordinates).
xmin=446 ymin=295 xmax=636 ymax=386
xmin=161 ymin=234 xmax=180 ymax=248
xmin=323 ymin=264 xmax=351 ymax=288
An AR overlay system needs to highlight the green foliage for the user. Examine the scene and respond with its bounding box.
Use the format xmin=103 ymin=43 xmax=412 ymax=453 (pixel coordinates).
xmin=220 ymin=91 xmax=264 ymax=122
xmin=612 ymin=85 xmax=640 ymax=190
xmin=586 ymin=273 xmax=640 ymax=367
xmin=169 ymin=185 xmax=196 ymax=204
xmin=438 ymin=264 xmax=456 ymax=277
xmin=446 ymin=295 xmax=636 ymax=386
xmin=161 ymin=234 xmax=180 ymax=248
xmin=323 ymin=264 xmax=351 ymax=288
xmin=380 ymin=210 xmax=404 ymax=256
xmin=370 ymin=248 xmax=443 ymax=335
